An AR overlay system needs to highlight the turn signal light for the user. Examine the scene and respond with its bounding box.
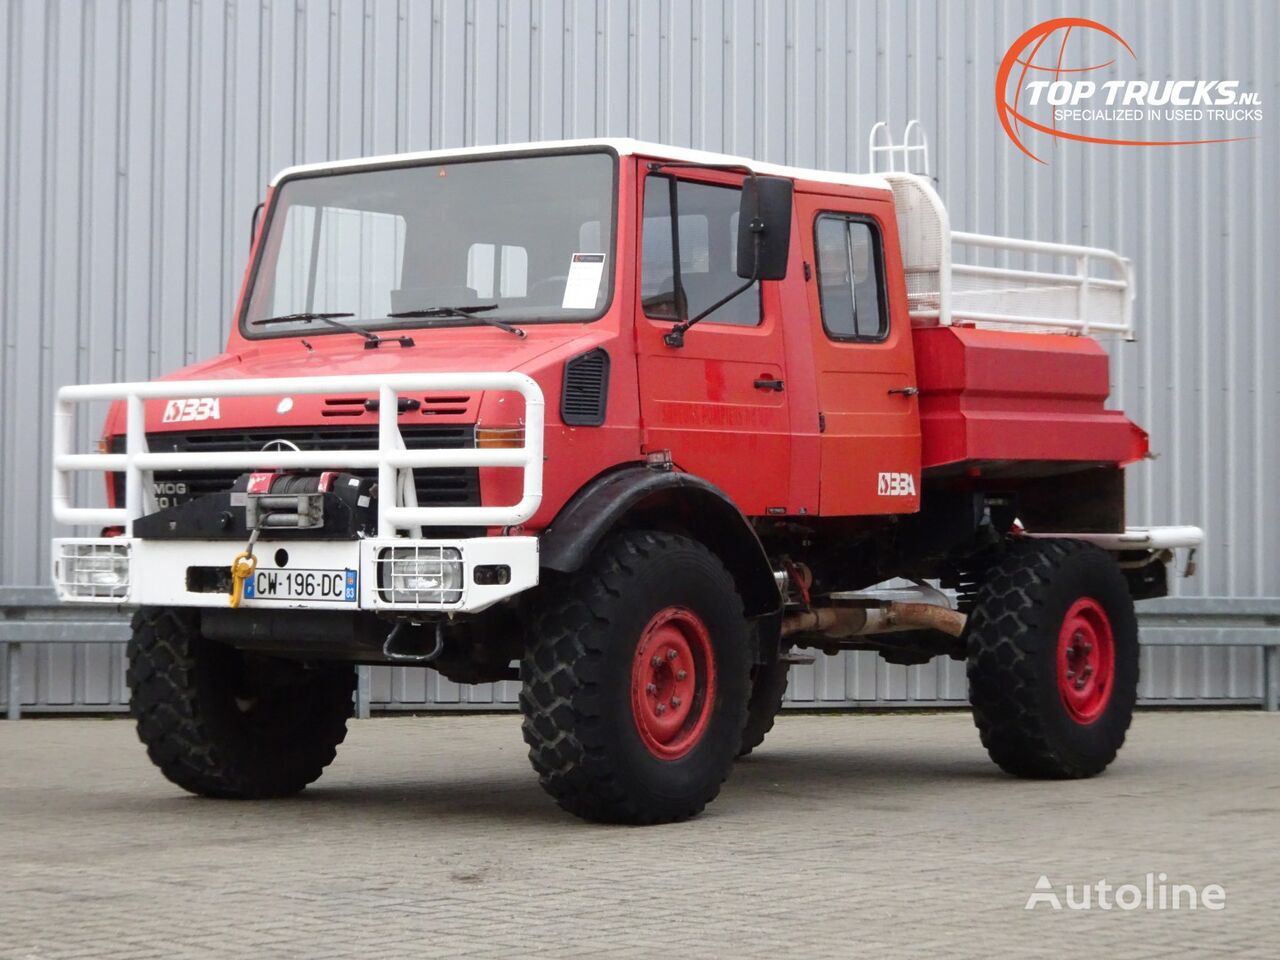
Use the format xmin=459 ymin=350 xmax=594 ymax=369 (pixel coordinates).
xmin=475 ymin=425 xmax=525 ymax=449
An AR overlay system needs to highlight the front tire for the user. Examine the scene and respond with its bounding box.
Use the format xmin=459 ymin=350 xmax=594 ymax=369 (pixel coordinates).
xmin=520 ymin=530 xmax=752 ymax=824
xmin=738 ymin=655 xmax=791 ymax=757
xmin=965 ymin=539 xmax=1139 ymax=779
xmin=127 ymin=607 xmax=354 ymax=798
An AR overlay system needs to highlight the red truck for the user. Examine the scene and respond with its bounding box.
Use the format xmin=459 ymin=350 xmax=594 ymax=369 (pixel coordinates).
xmin=51 ymin=139 xmax=1201 ymax=823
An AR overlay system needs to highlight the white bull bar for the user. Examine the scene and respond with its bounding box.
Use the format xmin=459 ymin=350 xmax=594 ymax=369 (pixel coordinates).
xmin=52 ymin=372 xmax=545 ymax=536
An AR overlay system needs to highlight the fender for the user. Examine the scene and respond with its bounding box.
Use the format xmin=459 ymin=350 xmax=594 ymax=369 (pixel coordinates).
xmin=540 ymin=465 xmax=781 ymax=618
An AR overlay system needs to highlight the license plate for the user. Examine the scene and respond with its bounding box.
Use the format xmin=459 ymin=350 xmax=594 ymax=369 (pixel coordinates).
xmin=242 ymin=568 xmax=358 ymax=603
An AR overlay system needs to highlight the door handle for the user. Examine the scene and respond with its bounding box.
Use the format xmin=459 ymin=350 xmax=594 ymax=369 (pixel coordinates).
xmin=888 ymin=386 xmax=919 ymax=397
xmin=754 ymin=378 xmax=785 ymax=392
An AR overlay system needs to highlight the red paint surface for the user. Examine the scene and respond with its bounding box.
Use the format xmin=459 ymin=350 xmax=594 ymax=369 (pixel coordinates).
xmin=913 ymin=325 xmax=1148 ymax=469
xmin=791 ymin=188 xmax=921 ymax=516
xmin=102 ymin=150 xmax=1151 ymax=531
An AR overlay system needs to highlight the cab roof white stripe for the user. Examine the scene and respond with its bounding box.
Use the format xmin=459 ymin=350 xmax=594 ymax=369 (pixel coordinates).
xmin=268 ymin=137 xmax=891 ymax=191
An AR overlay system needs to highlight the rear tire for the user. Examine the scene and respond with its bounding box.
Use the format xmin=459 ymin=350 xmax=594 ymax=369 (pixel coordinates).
xmin=965 ymin=539 xmax=1138 ymax=779
xmin=520 ymin=530 xmax=752 ymax=824
xmin=127 ymin=607 xmax=354 ymax=798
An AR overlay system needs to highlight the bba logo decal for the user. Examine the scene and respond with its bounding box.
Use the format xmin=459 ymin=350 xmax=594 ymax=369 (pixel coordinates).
xmin=878 ymin=472 xmax=916 ymax=497
xmin=162 ymin=397 xmax=221 ymax=423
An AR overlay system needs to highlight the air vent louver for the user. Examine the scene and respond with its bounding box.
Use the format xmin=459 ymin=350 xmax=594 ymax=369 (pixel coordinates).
xmin=561 ymin=348 xmax=610 ymax=426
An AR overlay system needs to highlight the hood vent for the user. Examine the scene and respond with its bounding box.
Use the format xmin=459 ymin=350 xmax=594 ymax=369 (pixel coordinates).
xmin=421 ymin=395 xmax=471 ymax=416
xmin=321 ymin=395 xmax=472 ymax=417
xmin=322 ymin=397 xmax=368 ymax=417
xmin=561 ymin=348 xmax=610 ymax=426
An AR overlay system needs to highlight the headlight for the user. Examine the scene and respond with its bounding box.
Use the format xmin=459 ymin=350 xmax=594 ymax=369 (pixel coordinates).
xmin=378 ymin=546 xmax=463 ymax=605
xmin=56 ymin=542 xmax=131 ymax=600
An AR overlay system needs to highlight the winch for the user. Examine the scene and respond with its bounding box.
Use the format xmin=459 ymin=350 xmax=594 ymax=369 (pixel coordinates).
xmin=130 ymin=469 xmax=379 ymax=541
xmin=243 ymin=470 xmax=334 ymax=530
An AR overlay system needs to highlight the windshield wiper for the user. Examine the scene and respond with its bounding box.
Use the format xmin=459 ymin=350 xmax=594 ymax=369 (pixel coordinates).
xmin=387 ymin=304 xmax=526 ymax=339
xmin=250 ymin=312 xmax=413 ymax=349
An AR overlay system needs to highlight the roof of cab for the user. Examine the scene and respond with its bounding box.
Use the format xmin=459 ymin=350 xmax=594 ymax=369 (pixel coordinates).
xmin=268 ymin=137 xmax=892 ymax=191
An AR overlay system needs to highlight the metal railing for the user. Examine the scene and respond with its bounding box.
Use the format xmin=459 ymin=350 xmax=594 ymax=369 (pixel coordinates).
xmin=884 ymin=172 xmax=1135 ymax=339
xmin=868 ymin=120 xmax=931 ymax=176
xmin=52 ymin=372 xmax=545 ymax=536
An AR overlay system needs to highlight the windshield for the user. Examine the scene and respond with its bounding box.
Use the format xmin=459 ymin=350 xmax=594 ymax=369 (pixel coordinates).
xmin=242 ymin=150 xmax=616 ymax=337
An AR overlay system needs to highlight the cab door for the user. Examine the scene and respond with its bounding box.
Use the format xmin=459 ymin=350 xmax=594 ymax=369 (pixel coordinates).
xmin=795 ymin=192 xmax=921 ymax=516
xmin=634 ymin=169 xmax=792 ymax=516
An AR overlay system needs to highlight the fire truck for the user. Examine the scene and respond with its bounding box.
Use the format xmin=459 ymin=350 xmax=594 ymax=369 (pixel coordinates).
xmin=50 ymin=138 xmax=1201 ymax=823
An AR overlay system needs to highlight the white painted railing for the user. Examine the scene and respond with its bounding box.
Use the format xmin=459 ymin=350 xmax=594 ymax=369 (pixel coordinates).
xmin=884 ymin=172 xmax=1135 ymax=339
xmin=52 ymin=373 xmax=544 ymax=536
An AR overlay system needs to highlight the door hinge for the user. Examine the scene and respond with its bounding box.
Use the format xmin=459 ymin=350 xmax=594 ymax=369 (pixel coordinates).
xmin=818 ymin=412 xmax=826 ymax=433
xmin=803 ymin=261 xmax=812 ymax=281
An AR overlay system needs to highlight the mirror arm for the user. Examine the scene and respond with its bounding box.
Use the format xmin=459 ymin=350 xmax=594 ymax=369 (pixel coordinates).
xmin=648 ymin=162 xmax=769 ymax=349
xmin=668 ymin=176 xmax=685 ymax=326
xmin=664 ymin=230 xmax=762 ymax=348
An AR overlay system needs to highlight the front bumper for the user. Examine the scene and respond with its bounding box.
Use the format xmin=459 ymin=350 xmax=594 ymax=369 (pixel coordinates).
xmin=52 ymin=536 xmax=539 ymax=614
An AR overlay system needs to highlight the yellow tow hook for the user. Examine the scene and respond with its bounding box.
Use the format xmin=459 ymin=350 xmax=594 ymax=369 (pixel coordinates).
xmin=229 ymin=527 xmax=261 ymax=609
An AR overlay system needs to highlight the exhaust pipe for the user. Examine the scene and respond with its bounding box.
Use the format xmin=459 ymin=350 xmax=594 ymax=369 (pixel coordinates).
xmin=782 ymin=601 xmax=966 ymax=639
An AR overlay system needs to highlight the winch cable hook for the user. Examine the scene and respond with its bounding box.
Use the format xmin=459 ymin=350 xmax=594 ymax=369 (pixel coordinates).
xmin=229 ymin=524 xmax=262 ymax=609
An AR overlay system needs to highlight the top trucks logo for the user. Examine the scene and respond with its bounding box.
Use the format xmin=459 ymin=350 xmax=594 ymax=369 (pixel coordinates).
xmin=161 ymin=397 xmax=221 ymax=423
xmin=997 ymin=17 xmax=1261 ymax=163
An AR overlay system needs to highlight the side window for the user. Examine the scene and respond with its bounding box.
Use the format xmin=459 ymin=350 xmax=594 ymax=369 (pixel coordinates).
xmin=641 ymin=175 xmax=760 ymax=327
xmin=814 ymin=215 xmax=887 ymax=341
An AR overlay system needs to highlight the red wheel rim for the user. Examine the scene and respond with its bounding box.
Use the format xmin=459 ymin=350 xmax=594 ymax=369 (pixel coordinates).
xmin=630 ymin=606 xmax=716 ymax=760
xmin=1056 ymin=597 xmax=1116 ymax=724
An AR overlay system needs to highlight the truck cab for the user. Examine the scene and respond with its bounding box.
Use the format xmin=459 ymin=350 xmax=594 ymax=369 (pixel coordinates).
xmin=50 ymin=139 xmax=1201 ymax=823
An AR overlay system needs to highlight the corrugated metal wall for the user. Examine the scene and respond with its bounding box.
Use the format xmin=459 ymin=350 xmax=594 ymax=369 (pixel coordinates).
xmin=3 ymin=0 xmax=1277 ymax=711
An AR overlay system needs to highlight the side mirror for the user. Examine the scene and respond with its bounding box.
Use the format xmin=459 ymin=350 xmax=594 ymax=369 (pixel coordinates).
xmin=736 ymin=176 xmax=793 ymax=281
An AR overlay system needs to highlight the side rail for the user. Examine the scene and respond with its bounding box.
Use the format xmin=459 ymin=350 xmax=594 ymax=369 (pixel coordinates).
xmin=884 ymin=172 xmax=1134 ymax=339
xmin=943 ymin=231 xmax=1133 ymax=337
xmin=52 ymin=372 xmax=545 ymax=536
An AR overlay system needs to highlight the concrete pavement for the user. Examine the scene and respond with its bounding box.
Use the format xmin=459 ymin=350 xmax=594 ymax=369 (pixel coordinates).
xmin=2 ymin=711 xmax=1277 ymax=958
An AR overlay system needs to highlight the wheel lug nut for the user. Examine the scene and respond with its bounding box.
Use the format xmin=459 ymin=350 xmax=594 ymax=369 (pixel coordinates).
xmin=671 ymin=696 xmax=682 ymax=707
xmin=656 ymin=702 xmax=667 ymax=714
xmin=666 ymin=648 xmax=678 ymax=660
xmin=651 ymin=656 xmax=663 ymax=668
xmin=646 ymin=683 xmax=657 ymax=695
xmin=1066 ymin=669 xmax=1075 ymax=679
xmin=676 ymin=670 xmax=687 ymax=680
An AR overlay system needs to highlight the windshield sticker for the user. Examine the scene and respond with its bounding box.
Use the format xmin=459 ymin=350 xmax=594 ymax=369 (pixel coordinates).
xmin=561 ymin=253 xmax=606 ymax=309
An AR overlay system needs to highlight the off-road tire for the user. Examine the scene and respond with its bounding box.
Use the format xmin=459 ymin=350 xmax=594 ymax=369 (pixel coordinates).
xmin=520 ymin=530 xmax=752 ymax=824
xmin=966 ymin=539 xmax=1138 ymax=779
xmin=738 ymin=656 xmax=791 ymax=757
xmin=127 ymin=607 xmax=354 ymax=798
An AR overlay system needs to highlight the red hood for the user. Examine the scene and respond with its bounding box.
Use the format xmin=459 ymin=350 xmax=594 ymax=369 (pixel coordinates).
xmin=106 ymin=325 xmax=606 ymax=435
xmin=180 ymin=325 xmax=596 ymax=379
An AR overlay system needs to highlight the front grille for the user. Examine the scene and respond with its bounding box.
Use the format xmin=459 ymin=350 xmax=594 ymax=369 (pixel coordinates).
xmin=110 ymin=425 xmax=479 ymax=508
